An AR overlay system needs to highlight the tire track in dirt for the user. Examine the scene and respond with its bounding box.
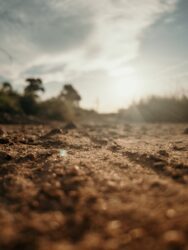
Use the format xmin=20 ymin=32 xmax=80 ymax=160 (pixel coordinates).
xmin=123 ymin=151 xmax=188 ymax=184
xmin=66 ymin=131 xmax=188 ymax=250
xmin=1 ymin=124 xmax=188 ymax=250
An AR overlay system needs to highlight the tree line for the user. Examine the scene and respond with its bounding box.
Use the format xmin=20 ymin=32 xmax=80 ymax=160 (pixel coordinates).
xmin=0 ymin=78 xmax=81 ymax=122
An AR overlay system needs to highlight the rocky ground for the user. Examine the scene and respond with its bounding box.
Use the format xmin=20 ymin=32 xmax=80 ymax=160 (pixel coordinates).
xmin=0 ymin=123 xmax=188 ymax=250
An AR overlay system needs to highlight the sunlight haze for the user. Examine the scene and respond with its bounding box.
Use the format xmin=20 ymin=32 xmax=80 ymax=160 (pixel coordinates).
xmin=0 ymin=0 xmax=188 ymax=112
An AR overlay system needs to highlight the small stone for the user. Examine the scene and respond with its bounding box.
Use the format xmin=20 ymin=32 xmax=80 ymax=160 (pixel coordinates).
xmin=82 ymin=233 xmax=101 ymax=248
xmin=66 ymin=166 xmax=79 ymax=176
xmin=27 ymin=136 xmax=37 ymax=143
xmin=17 ymin=153 xmax=35 ymax=162
xmin=130 ymin=228 xmax=145 ymax=239
xmin=64 ymin=122 xmax=77 ymax=130
xmin=0 ymin=151 xmax=12 ymax=163
xmin=173 ymin=145 xmax=185 ymax=151
xmin=25 ymin=153 xmax=35 ymax=161
xmin=183 ymin=128 xmax=188 ymax=134
xmin=158 ymin=150 xmax=169 ymax=157
xmin=106 ymin=220 xmax=121 ymax=234
xmin=45 ymin=128 xmax=63 ymax=137
xmin=109 ymin=144 xmax=121 ymax=152
xmin=99 ymin=199 xmax=107 ymax=211
xmin=166 ymin=209 xmax=176 ymax=219
xmin=54 ymin=181 xmax=61 ymax=188
xmin=163 ymin=230 xmax=185 ymax=248
xmin=94 ymin=138 xmax=108 ymax=145
xmin=153 ymin=161 xmax=165 ymax=169
xmin=0 ymin=138 xmax=9 ymax=144
xmin=59 ymin=149 xmax=67 ymax=157
xmin=0 ymin=128 xmax=5 ymax=136
xmin=150 ymin=180 xmax=166 ymax=189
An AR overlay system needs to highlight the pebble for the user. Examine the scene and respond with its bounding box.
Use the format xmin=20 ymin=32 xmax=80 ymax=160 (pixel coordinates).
xmin=106 ymin=220 xmax=121 ymax=236
xmin=183 ymin=128 xmax=188 ymax=134
xmin=153 ymin=161 xmax=165 ymax=169
xmin=163 ymin=230 xmax=185 ymax=248
xmin=25 ymin=153 xmax=35 ymax=161
xmin=0 ymin=128 xmax=5 ymax=136
xmin=109 ymin=144 xmax=121 ymax=152
xmin=0 ymin=138 xmax=9 ymax=144
xmin=173 ymin=145 xmax=185 ymax=151
xmin=47 ymin=128 xmax=63 ymax=137
xmin=166 ymin=209 xmax=176 ymax=219
xmin=66 ymin=166 xmax=80 ymax=176
xmin=82 ymin=233 xmax=101 ymax=248
xmin=0 ymin=151 xmax=12 ymax=162
xmin=150 ymin=180 xmax=166 ymax=189
xmin=64 ymin=122 xmax=77 ymax=130
xmin=130 ymin=228 xmax=145 ymax=239
xmin=158 ymin=150 xmax=169 ymax=157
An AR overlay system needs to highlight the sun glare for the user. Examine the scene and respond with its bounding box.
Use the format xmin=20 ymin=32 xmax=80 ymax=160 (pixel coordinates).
xmin=111 ymin=68 xmax=145 ymax=107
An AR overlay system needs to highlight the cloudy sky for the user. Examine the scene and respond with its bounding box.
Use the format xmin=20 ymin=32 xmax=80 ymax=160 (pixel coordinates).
xmin=0 ymin=0 xmax=188 ymax=112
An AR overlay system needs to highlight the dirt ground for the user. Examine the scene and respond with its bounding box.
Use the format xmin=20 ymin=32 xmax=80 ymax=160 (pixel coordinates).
xmin=0 ymin=123 xmax=188 ymax=250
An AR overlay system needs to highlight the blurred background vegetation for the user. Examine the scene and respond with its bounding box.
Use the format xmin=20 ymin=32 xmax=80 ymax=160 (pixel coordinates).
xmin=0 ymin=79 xmax=188 ymax=123
xmin=0 ymin=79 xmax=82 ymax=123
xmin=118 ymin=95 xmax=188 ymax=123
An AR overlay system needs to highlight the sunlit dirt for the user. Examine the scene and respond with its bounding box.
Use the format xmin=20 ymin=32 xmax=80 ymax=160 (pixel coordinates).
xmin=0 ymin=123 xmax=188 ymax=250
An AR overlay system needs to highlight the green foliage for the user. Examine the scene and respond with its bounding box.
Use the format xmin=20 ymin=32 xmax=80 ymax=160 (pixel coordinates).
xmin=24 ymin=78 xmax=45 ymax=97
xmin=0 ymin=82 xmax=22 ymax=114
xmin=1 ymin=82 xmax=13 ymax=94
xmin=19 ymin=95 xmax=39 ymax=115
xmin=39 ymin=97 xmax=75 ymax=121
xmin=60 ymin=84 xmax=81 ymax=107
xmin=0 ymin=79 xmax=80 ymax=123
xmin=0 ymin=94 xmax=21 ymax=114
xmin=2 ymin=77 xmax=187 ymax=124
xmin=20 ymin=78 xmax=45 ymax=115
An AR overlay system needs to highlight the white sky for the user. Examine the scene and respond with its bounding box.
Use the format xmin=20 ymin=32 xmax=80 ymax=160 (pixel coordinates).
xmin=0 ymin=0 xmax=188 ymax=112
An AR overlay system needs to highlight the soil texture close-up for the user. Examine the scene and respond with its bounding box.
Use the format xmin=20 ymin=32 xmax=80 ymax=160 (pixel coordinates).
xmin=0 ymin=123 xmax=188 ymax=250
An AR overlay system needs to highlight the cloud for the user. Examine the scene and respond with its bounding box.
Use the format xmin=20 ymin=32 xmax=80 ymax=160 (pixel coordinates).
xmin=0 ymin=0 xmax=178 ymax=85
xmin=0 ymin=0 xmax=94 ymax=76
xmin=24 ymin=63 xmax=66 ymax=76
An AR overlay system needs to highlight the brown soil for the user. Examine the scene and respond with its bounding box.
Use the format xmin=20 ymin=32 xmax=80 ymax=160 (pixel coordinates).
xmin=0 ymin=123 xmax=188 ymax=250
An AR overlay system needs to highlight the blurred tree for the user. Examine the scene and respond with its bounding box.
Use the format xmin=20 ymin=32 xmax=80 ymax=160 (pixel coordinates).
xmin=40 ymin=97 xmax=74 ymax=121
xmin=60 ymin=84 xmax=81 ymax=107
xmin=24 ymin=78 xmax=45 ymax=97
xmin=0 ymin=82 xmax=13 ymax=94
xmin=0 ymin=82 xmax=22 ymax=115
xmin=20 ymin=78 xmax=45 ymax=115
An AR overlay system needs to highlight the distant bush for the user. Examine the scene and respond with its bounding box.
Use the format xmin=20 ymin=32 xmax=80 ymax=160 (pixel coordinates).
xmin=0 ymin=94 xmax=21 ymax=114
xmin=2 ymin=77 xmax=187 ymax=124
xmin=0 ymin=83 xmax=22 ymax=114
xmin=19 ymin=95 xmax=39 ymax=115
xmin=119 ymin=95 xmax=188 ymax=122
xmin=39 ymin=97 xmax=75 ymax=122
xmin=20 ymin=78 xmax=45 ymax=115
xmin=0 ymin=79 xmax=81 ymax=123
xmin=60 ymin=84 xmax=81 ymax=108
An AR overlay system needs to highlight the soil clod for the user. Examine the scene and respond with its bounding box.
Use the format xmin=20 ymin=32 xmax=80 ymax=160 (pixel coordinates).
xmin=64 ymin=122 xmax=77 ymax=131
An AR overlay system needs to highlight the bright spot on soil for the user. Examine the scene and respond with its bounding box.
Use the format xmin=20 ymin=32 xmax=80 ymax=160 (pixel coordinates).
xmin=59 ymin=149 xmax=67 ymax=157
